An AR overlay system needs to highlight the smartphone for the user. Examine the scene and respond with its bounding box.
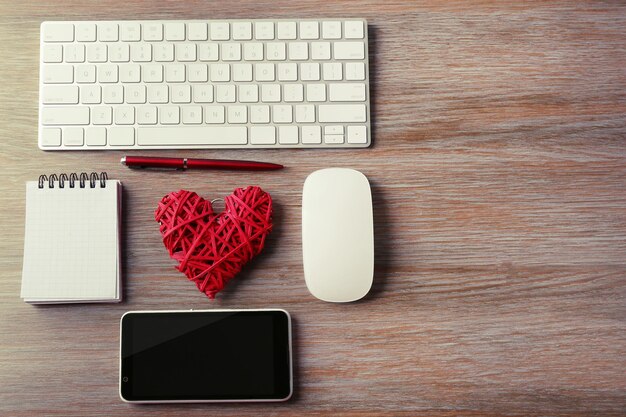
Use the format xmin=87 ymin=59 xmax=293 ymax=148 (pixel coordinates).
xmin=119 ymin=309 xmax=293 ymax=403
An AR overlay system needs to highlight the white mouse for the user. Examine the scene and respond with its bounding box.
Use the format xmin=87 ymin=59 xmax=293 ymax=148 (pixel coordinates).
xmin=302 ymin=168 xmax=374 ymax=302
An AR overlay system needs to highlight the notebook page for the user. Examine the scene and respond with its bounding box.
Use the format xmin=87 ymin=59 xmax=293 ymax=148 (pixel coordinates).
xmin=21 ymin=181 xmax=120 ymax=300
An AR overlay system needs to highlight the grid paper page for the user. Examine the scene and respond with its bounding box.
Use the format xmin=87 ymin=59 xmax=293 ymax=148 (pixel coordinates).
xmin=21 ymin=180 xmax=120 ymax=302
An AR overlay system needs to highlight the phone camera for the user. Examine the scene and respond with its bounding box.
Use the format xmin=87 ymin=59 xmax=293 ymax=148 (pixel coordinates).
xmin=122 ymin=376 xmax=129 ymax=382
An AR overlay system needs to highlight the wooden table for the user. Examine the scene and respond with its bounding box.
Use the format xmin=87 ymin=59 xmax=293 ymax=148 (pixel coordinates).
xmin=1 ymin=1 xmax=625 ymax=416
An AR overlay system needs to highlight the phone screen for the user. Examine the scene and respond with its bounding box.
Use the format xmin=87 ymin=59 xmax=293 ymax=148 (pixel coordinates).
xmin=120 ymin=310 xmax=292 ymax=402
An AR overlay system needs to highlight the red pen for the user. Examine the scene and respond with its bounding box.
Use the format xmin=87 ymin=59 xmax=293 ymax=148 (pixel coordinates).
xmin=121 ymin=156 xmax=283 ymax=171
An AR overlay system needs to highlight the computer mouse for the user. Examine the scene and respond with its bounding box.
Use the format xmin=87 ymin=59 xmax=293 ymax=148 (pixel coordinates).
xmin=302 ymin=168 xmax=374 ymax=302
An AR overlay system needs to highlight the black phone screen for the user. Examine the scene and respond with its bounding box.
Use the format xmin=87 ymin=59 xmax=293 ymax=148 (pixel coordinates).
xmin=120 ymin=310 xmax=292 ymax=402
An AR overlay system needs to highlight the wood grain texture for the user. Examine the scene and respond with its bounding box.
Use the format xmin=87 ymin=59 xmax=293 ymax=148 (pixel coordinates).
xmin=1 ymin=1 xmax=625 ymax=416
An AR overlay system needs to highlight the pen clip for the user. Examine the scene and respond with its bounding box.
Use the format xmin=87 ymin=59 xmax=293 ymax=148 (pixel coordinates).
xmin=120 ymin=156 xmax=187 ymax=171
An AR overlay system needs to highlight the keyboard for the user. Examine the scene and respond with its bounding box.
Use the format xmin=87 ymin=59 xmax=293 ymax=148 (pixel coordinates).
xmin=38 ymin=19 xmax=371 ymax=150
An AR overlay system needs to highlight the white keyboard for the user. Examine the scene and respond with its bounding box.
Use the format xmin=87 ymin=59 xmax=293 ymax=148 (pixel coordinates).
xmin=38 ymin=19 xmax=371 ymax=150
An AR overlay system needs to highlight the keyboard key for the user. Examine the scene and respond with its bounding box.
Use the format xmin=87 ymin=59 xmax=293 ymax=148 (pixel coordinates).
xmin=324 ymin=134 xmax=344 ymax=144
xmin=266 ymin=42 xmax=286 ymax=61
xmin=344 ymin=21 xmax=364 ymax=39
xmin=318 ymin=104 xmax=366 ymax=122
xmin=110 ymin=44 xmax=130 ymax=62
xmin=222 ymin=43 xmax=241 ymax=61
xmin=346 ymin=62 xmax=366 ymax=80
xmin=188 ymin=64 xmax=208 ymax=82
xmin=216 ymin=85 xmax=236 ymax=103
xmin=228 ymin=105 xmax=247 ymax=123
xmin=86 ymin=127 xmax=107 ymax=146
xmin=42 ymin=45 xmax=63 ymax=63
xmin=198 ymin=43 xmax=219 ymax=61
xmin=334 ymin=42 xmax=365 ymax=60
xmin=311 ymin=42 xmax=331 ymax=60
xmin=301 ymin=63 xmax=320 ymax=81
xmin=255 ymin=63 xmax=275 ymax=81
xmin=143 ymin=23 xmax=163 ymax=41
xmin=154 ymin=43 xmax=174 ymax=62
xmin=114 ymin=106 xmax=135 ymax=124
xmin=329 ymin=83 xmax=366 ymax=101
xmin=182 ymin=106 xmax=203 ymax=124
xmin=109 ymin=127 xmax=135 ymax=146
xmin=251 ymin=126 xmax=275 ymax=144
xmin=86 ymin=44 xmax=107 ymax=62
xmin=138 ymin=126 xmax=247 ymax=145
xmin=239 ymin=85 xmax=258 ymax=103
xmin=204 ymin=105 xmax=225 ymax=123
xmin=65 ymin=44 xmax=85 ymax=63
xmin=279 ymin=126 xmax=298 ymax=144
xmin=76 ymin=64 xmax=96 ymax=83
xmin=323 ymin=63 xmax=342 ymax=80
xmin=301 ymin=125 xmax=321 ymax=144
xmin=193 ymin=85 xmax=214 ymax=103
xmin=41 ymin=128 xmax=61 ymax=146
xmin=171 ymin=85 xmax=191 ymax=103
xmin=42 ymin=106 xmax=89 ymax=125
xmin=120 ymin=23 xmax=141 ymax=41
xmin=277 ymin=22 xmax=296 ymax=40
xmin=322 ymin=21 xmax=341 ymax=39
xmin=272 ymin=105 xmax=292 ymax=123
xmin=232 ymin=22 xmax=252 ymax=40
xmin=131 ymin=43 xmax=152 ymax=62
xmin=188 ymin=23 xmax=208 ymax=41
xmin=243 ymin=43 xmax=263 ymax=61
xmin=299 ymin=21 xmax=319 ymax=40
xmin=64 ymin=127 xmax=84 ymax=146
xmin=288 ymin=42 xmax=308 ymax=60
xmin=160 ymin=106 xmax=180 ymax=124
xmin=165 ymin=23 xmax=185 ymax=41
xmin=283 ymin=84 xmax=303 ymax=102
xmin=347 ymin=125 xmax=367 ymax=143
xmin=325 ymin=125 xmax=344 ymax=134
xmin=98 ymin=64 xmax=118 ymax=83
xmin=42 ymin=23 xmax=73 ymax=42
xmin=277 ymin=63 xmax=297 ymax=81
xmin=165 ymin=64 xmax=186 ymax=82
xmin=250 ymin=105 xmax=270 ymax=123
xmin=120 ymin=64 xmax=141 ymax=82
xmin=43 ymin=65 xmax=73 ymax=83
xmin=103 ymin=85 xmax=124 ymax=104
xmin=42 ymin=85 xmax=79 ymax=104
xmin=255 ymin=22 xmax=274 ymax=40
xmin=210 ymin=64 xmax=230 ymax=82
xmin=143 ymin=64 xmax=164 ymax=82
xmin=125 ymin=85 xmax=146 ymax=103
xmin=210 ymin=22 xmax=230 ymax=40
xmin=306 ymin=84 xmax=326 ymax=102
xmin=176 ymin=43 xmax=197 ymax=61
xmin=92 ymin=106 xmax=112 ymax=125
xmin=233 ymin=63 xmax=253 ymax=81
xmin=147 ymin=85 xmax=169 ymax=103
xmin=295 ymin=104 xmax=315 ymax=122
xmin=75 ymin=23 xmax=96 ymax=42
xmin=81 ymin=85 xmax=101 ymax=104
xmin=98 ymin=23 xmax=119 ymax=41
xmin=137 ymin=105 xmax=158 ymax=124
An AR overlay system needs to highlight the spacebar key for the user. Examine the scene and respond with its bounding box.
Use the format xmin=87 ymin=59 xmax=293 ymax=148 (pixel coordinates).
xmin=137 ymin=127 xmax=248 ymax=145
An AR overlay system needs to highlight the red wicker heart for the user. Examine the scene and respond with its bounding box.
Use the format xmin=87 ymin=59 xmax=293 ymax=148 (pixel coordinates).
xmin=154 ymin=186 xmax=273 ymax=299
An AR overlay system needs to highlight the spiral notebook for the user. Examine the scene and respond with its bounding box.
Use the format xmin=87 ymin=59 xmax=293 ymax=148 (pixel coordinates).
xmin=21 ymin=172 xmax=122 ymax=304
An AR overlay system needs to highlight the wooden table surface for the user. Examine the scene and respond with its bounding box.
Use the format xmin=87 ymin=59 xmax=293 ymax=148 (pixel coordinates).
xmin=1 ymin=1 xmax=625 ymax=416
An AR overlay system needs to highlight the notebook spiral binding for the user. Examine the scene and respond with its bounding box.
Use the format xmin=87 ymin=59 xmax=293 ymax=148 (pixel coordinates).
xmin=38 ymin=172 xmax=108 ymax=189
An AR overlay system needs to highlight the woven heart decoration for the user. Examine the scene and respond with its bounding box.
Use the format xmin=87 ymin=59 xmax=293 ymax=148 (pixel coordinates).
xmin=155 ymin=186 xmax=273 ymax=299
